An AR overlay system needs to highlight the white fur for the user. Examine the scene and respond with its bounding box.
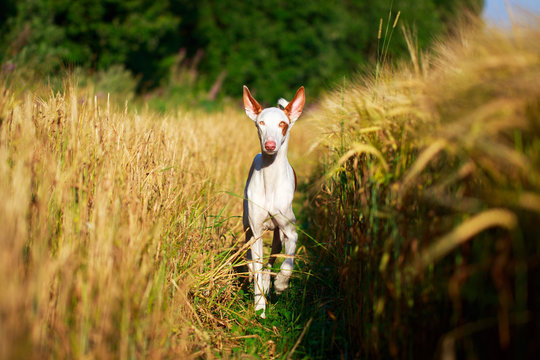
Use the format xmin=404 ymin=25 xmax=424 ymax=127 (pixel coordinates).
xmin=277 ymin=98 xmax=289 ymax=109
xmin=242 ymin=86 xmax=305 ymax=318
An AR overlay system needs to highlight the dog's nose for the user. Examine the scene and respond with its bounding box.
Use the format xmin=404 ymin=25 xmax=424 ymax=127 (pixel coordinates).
xmin=264 ymin=140 xmax=276 ymax=152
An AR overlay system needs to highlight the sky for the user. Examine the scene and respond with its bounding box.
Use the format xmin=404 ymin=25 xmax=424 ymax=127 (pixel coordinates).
xmin=484 ymin=0 xmax=540 ymax=26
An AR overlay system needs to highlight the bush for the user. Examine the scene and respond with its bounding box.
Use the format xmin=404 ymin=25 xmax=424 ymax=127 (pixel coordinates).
xmin=0 ymin=0 xmax=180 ymax=90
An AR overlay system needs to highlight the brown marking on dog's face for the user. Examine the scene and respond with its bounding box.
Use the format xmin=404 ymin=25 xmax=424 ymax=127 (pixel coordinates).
xmin=279 ymin=121 xmax=288 ymax=136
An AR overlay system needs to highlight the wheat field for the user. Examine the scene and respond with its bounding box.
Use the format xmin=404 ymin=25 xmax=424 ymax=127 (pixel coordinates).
xmin=305 ymin=18 xmax=540 ymax=357
xmin=0 ymin=80 xmax=315 ymax=358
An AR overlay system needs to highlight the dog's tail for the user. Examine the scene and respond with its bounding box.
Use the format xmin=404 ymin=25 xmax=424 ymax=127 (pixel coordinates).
xmin=277 ymin=98 xmax=289 ymax=110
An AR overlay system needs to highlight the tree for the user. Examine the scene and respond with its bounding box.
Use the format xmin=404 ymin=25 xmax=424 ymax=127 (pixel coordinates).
xmin=0 ymin=0 xmax=483 ymax=100
xmin=179 ymin=0 xmax=484 ymax=101
xmin=1 ymin=0 xmax=180 ymax=88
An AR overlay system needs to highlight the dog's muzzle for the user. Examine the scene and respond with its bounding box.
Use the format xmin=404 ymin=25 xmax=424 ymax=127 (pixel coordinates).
xmin=264 ymin=140 xmax=276 ymax=152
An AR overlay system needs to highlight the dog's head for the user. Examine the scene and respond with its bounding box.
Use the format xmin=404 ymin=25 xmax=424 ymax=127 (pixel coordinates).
xmin=243 ymin=86 xmax=305 ymax=156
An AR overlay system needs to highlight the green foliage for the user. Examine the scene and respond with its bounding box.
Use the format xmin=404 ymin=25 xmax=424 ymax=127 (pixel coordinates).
xmin=0 ymin=0 xmax=483 ymax=102
xmin=192 ymin=0 xmax=483 ymax=101
xmin=75 ymin=65 xmax=138 ymax=101
xmin=1 ymin=0 xmax=180 ymax=89
xmin=1 ymin=0 xmax=67 ymax=75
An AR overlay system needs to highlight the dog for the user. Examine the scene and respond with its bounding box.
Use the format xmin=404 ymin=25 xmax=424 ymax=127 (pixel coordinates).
xmin=242 ymin=85 xmax=305 ymax=318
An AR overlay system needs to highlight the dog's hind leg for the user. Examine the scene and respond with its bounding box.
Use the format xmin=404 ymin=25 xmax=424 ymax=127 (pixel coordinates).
xmin=274 ymin=222 xmax=297 ymax=295
xmin=267 ymin=229 xmax=283 ymax=269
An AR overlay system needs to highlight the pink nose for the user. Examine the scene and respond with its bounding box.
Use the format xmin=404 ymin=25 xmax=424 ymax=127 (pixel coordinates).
xmin=264 ymin=140 xmax=276 ymax=152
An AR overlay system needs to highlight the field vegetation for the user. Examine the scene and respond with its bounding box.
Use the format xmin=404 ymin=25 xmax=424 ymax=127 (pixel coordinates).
xmin=0 ymin=80 xmax=265 ymax=357
xmin=304 ymin=17 xmax=540 ymax=358
xmin=1 ymin=9 xmax=539 ymax=360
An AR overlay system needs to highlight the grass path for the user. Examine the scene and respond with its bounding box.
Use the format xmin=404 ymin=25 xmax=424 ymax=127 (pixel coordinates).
xmin=219 ymin=116 xmax=349 ymax=359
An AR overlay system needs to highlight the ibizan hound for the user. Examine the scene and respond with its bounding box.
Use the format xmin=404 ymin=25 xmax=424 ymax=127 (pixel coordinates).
xmin=242 ymin=85 xmax=305 ymax=318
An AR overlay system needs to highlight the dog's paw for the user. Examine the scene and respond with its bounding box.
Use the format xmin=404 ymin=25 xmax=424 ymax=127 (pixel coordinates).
xmin=255 ymin=295 xmax=266 ymax=318
xmin=261 ymin=271 xmax=271 ymax=295
xmin=274 ymin=272 xmax=291 ymax=295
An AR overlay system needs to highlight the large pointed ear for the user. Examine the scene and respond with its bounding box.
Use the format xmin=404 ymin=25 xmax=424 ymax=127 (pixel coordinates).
xmin=243 ymin=86 xmax=262 ymax=121
xmin=283 ymin=86 xmax=305 ymax=123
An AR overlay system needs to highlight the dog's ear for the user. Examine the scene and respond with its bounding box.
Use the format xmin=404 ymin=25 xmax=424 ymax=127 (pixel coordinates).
xmin=243 ymin=86 xmax=262 ymax=121
xmin=283 ymin=86 xmax=305 ymax=123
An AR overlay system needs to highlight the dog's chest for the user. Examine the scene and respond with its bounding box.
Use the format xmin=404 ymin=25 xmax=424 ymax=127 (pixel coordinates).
xmin=247 ymin=175 xmax=292 ymax=212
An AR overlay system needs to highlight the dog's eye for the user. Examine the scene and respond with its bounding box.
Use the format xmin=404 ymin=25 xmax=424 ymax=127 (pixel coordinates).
xmin=259 ymin=121 xmax=265 ymax=126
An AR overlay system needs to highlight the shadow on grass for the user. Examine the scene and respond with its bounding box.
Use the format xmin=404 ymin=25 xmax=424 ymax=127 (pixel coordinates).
xmin=226 ymin=181 xmax=350 ymax=358
xmin=252 ymin=179 xmax=350 ymax=359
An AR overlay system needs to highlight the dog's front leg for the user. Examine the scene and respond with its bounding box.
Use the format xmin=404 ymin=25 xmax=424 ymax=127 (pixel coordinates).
xmin=249 ymin=228 xmax=269 ymax=317
xmin=275 ymin=222 xmax=297 ymax=294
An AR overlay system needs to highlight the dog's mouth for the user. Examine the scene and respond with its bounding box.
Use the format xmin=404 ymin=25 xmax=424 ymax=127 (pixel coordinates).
xmin=262 ymin=148 xmax=276 ymax=155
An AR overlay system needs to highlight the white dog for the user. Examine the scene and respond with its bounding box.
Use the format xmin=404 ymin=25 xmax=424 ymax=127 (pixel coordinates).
xmin=242 ymin=85 xmax=305 ymax=318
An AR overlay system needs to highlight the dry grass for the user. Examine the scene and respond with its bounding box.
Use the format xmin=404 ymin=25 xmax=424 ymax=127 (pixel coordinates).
xmin=0 ymin=80 xmax=270 ymax=358
xmin=0 ymin=76 xmax=318 ymax=358
xmin=305 ymin=19 xmax=540 ymax=357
